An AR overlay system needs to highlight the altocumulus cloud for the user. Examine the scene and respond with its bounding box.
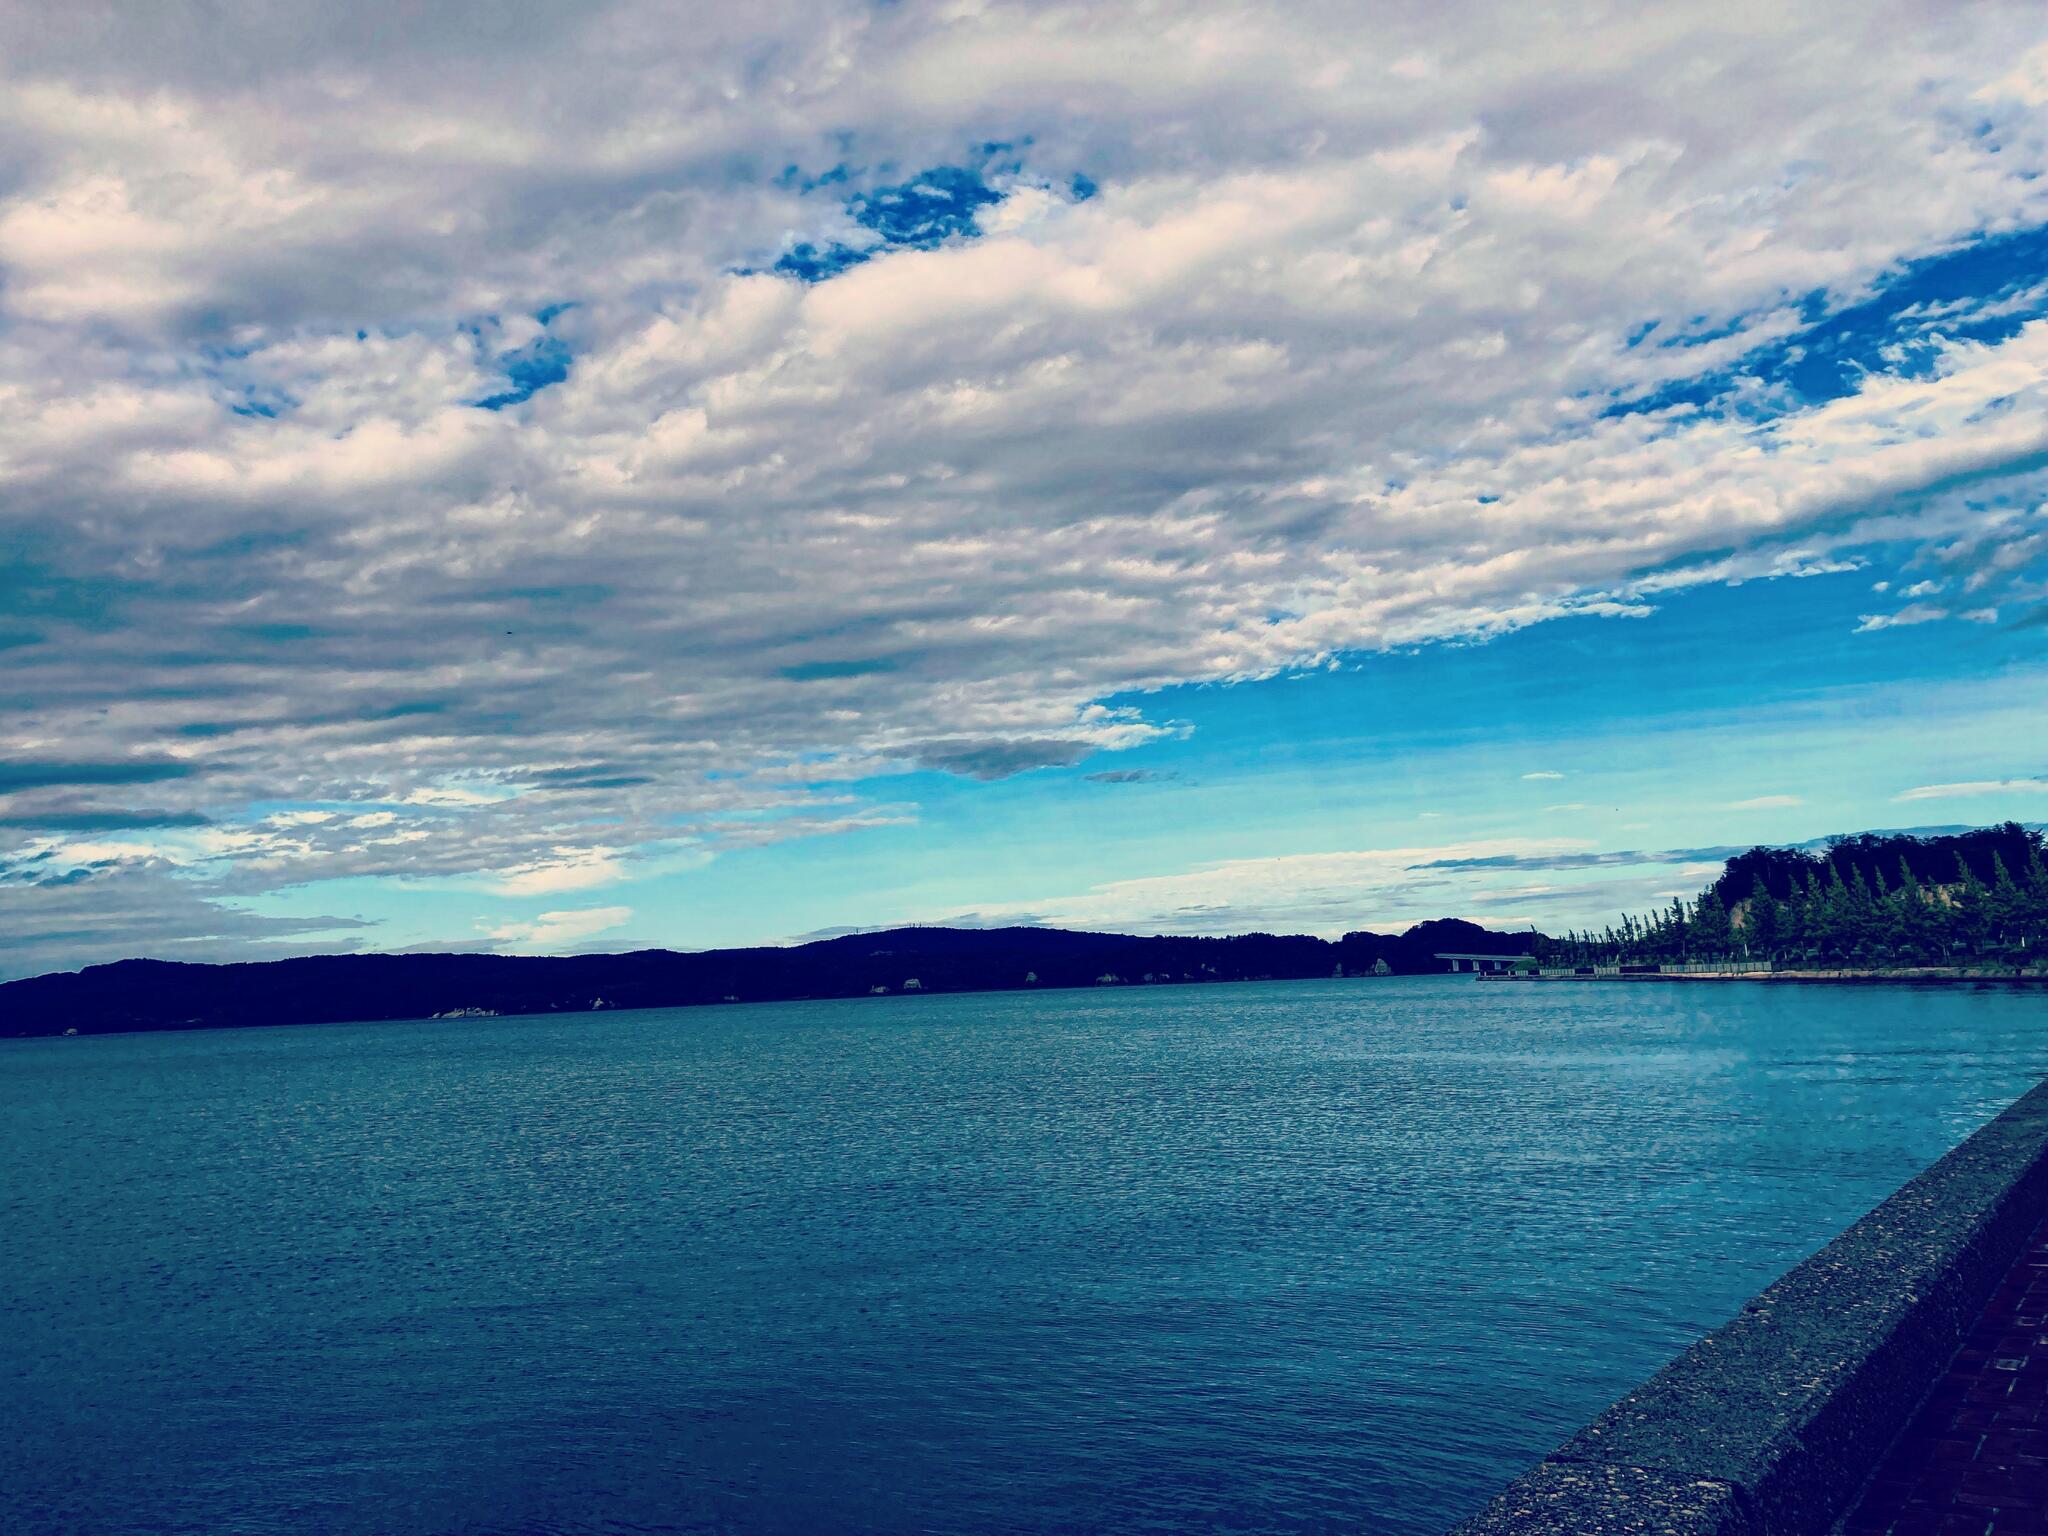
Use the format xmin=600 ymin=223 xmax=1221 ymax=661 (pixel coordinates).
xmin=6 ymin=1 xmax=2048 ymax=973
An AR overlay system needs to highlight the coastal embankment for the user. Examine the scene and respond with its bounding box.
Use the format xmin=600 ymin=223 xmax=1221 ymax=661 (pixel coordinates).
xmin=1451 ymin=1076 xmax=2048 ymax=1534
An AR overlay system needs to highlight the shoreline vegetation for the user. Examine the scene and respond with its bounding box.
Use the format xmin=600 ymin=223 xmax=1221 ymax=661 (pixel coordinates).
xmin=1509 ymin=965 xmax=2048 ymax=986
xmin=1528 ymin=820 xmax=2048 ymax=978
xmin=4 ymin=823 xmax=2042 ymax=1039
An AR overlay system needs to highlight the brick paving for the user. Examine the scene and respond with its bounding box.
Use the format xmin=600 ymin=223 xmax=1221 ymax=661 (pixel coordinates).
xmin=1842 ymin=1216 xmax=2048 ymax=1534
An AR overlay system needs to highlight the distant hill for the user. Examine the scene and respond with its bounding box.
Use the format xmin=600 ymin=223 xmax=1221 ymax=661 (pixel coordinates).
xmin=0 ymin=918 xmax=1537 ymax=1039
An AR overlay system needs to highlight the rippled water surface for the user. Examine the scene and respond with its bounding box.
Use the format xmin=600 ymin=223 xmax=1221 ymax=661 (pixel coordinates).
xmin=6 ymin=978 xmax=2048 ymax=1534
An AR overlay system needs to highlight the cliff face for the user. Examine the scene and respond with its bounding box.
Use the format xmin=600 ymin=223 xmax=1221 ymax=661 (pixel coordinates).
xmin=0 ymin=920 xmax=1542 ymax=1038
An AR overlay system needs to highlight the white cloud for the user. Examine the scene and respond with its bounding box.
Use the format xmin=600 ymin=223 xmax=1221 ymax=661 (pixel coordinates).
xmin=6 ymin=0 xmax=2048 ymax=972
xmin=1895 ymin=778 xmax=2048 ymax=801
xmin=960 ymin=838 xmax=1592 ymax=936
xmin=491 ymin=848 xmax=628 ymax=896
xmin=1977 ymin=42 xmax=2048 ymax=105
xmin=1728 ymin=794 xmax=1805 ymax=810
xmin=487 ymin=905 xmax=633 ymax=951
xmin=1856 ymin=604 xmax=1950 ymax=632
xmin=402 ymin=783 xmax=512 ymax=808
xmin=1521 ymin=771 xmax=1565 ymax=781
xmin=934 ymin=835 xmax=1771 ymax=937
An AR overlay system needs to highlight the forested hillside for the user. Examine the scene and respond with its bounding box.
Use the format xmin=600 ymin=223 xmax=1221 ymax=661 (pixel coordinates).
xmin=1539 ymin=822 xmax=2048 ymax=968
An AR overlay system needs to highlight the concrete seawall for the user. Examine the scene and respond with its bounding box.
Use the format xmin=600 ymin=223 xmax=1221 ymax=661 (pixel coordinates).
xmin=1450 ymin=1077 xmax=2048 ymax=1534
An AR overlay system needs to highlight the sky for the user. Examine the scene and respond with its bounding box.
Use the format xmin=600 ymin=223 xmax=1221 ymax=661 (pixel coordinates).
xmin=4 ymin=1 xmax=2048 ymax=979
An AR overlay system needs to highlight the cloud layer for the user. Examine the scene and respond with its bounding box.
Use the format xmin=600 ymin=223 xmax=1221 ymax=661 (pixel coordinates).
xmin=6 ymin=2 xmax=2048 ymax=973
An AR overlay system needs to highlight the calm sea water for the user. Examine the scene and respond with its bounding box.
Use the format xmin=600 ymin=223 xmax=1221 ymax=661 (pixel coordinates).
xmin=5 ymin=978 xmax=2047 ymax=1535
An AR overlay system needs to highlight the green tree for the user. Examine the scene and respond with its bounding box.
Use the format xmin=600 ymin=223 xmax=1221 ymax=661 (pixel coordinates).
xmin=1815 ymin=862 xmax=1852 ymax=962
xmin=1989 ymin=852 xmax=2025 ymax=962
xmin=1743 ymin=876 xmax=1782 ymax=959
xmin=1845 ymin=865 xmax=1879 ymax=961
xmin=1691 ymin=891 xmax=1733 ymax=960
xmin=2021 ymin=841 xmax=2048 ymax=959
xmin=1781 ymin=872 xmax=1812 ymax=961
xmin=1953 ymin=852 xmax=1991 ymax=958
xmin=1889 ymin=856 xmax=1932 ymax=962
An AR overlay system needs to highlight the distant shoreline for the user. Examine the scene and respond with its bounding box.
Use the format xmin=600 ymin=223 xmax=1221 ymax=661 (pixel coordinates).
xmin=1502 ymin=966 xmax=2048 ymax=988
xmin=0 ymin=918 xmax=1524 ymax=1041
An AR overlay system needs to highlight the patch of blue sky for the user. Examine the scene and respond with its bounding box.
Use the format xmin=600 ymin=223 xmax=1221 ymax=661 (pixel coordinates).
xmin=1607 ymin=222 xmax=2048 ymax=421
xmin=185 ymin=341 xmax=294 ymax=420
xmin=771 ymin=164 xmax=1004 ymax=281
xmin=473 ymin=331 xmax=572 ymax=410
xmin=850 ymin=164 xmax=1005 ymax=247
xmin=768 ymin=147 xmax=1086 ymax=283
xmin=772 ymin=241 xmax=872 ymax=282
xmin=413 ymin=305 xmax=578 ymax=410
xmin=214 ymin=380 xmax=285 ymax=419
xmin=775 ymin=161 xmax=853 ymax=193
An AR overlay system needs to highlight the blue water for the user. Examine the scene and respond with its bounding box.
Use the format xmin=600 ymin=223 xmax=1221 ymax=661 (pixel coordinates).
xmin=4 ymin=978 xmax=2047 ymax=1535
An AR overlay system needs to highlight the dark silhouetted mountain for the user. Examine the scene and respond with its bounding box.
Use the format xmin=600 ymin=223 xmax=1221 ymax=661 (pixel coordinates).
xmin=0 ymin=921 xmax=1542 ymax=1039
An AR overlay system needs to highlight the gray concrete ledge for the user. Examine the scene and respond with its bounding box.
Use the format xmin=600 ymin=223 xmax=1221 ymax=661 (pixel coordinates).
xmin=1450 ymin=1076 xmax=2048 ymax=1535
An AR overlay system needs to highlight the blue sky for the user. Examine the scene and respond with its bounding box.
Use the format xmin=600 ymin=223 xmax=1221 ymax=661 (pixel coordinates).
xmin=245 ymin=556 xmax=2048 ymax=958
xmin=3 ymin=2 xmax=2048 ymax=976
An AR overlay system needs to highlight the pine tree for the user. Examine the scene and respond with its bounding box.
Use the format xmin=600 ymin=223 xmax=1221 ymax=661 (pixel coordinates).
xmin=1692 ymin=890 xmax=1733 ymax=960
xmin=1954 ymin=852 xmax=1990 ymax=958
xmin=1817 ymin=862 xmax=1851 ymax=962
xmin=1744 ymin=875 xmax=1782 ymax=959
xmin=2023 ymin=842 xmax=2048 ymax=956
xmin=1989 ymin=852 xmax=2023 ymax=962
xmin=1890 ymin=856 xmax=1929 ymax=962
xmin=1845 ymin=865 xmax=1878 ymax=961
xmin=1782 ymin=872 xmax=1811 ymax=962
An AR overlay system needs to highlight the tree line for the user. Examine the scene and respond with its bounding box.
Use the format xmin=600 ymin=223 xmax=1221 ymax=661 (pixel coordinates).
xmin=1535 ymin=822 xmax=2048 ymax=969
